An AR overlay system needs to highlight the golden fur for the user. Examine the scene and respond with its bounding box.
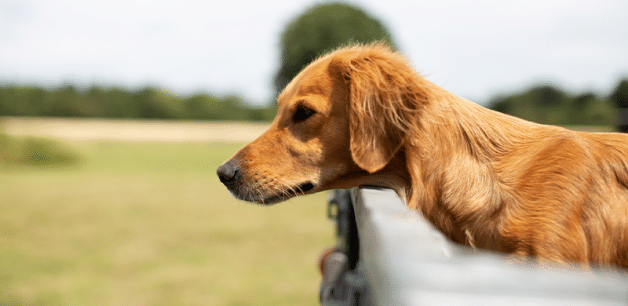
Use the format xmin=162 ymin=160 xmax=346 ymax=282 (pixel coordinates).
xmin=217 ymin=43 xmax=628 ymax=268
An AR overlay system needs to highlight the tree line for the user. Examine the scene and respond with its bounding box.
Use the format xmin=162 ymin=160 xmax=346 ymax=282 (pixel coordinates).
xmin=489 ymin=79 xmax=628 ymax=126
xmin=1 ymin=79 xmax=626 ymax=126
xmin=0 ymin=85 xmax=276 ymax=121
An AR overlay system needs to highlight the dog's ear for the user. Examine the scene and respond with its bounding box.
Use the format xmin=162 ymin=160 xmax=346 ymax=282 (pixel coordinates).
xmin=332 ymin=47 xmax=429 ymax=173
xmin=349 ymin=107 xmax=403 ymax=173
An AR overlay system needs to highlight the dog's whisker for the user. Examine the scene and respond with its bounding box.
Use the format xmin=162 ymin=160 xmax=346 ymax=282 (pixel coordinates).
xmin=256 ymin=189 xmax=266 ymax=205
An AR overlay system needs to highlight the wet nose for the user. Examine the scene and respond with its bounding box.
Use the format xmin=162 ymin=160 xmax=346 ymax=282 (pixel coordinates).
xmin=217 ymin=160 xmax=240 ymax=185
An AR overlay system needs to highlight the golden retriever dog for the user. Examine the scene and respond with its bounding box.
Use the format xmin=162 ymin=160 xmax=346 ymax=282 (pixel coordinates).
xmin=217 ymin=43 xmax=628 ymax=268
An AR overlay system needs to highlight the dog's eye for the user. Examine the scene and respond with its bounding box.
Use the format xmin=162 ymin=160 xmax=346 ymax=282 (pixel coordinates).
xmin=292 ymin=106 xmax=316 ymax=123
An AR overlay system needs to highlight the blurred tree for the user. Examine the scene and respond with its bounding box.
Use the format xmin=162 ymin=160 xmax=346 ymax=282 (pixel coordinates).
xmin=611 ymin=79 xmax=628 ymax=108
xmin=102 ymin=87 xmax=137 ymax=118
xmin=531 ymin=85 xmax=567 ymax=107
xmin=183 ymin=93 xmax=252 ymax=121
xmin=184 ymin=94 xmax=213 ymax=120
xmin=611 ymin=79 xmax=628 ymax=132
xmin=489 ymin=85 xmax=616 ymax=126
xmin=574 ymin=93 xmax=596 ymax=110
xmin=133 ymin=87 xmax=182 ymax=119
xmin=135 ymin=88 xmax=169 ymax=119
xmin=274 ymin=2 xmax=396 ymax=95
xmin=490 ymin=96 xmax=514 ymax=115
xmin=44 ymin=86 xmax=86 ymax=117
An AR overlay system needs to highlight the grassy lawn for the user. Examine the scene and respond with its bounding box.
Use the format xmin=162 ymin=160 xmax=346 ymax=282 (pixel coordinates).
xmin=0 ymin=140 xmax=333 ymax=305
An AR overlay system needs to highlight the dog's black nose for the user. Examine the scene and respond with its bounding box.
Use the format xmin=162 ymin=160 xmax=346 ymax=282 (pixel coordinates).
xmin=217 ymin=160 xmax=239 ymax=185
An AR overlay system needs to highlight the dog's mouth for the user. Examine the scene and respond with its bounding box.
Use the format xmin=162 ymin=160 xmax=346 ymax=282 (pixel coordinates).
xmin=257 ymin=182 xmax=315 ymax=205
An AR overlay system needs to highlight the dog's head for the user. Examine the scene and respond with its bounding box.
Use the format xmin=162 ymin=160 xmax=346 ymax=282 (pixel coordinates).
xmin=217 ymin=43 xmax=431 ymax=204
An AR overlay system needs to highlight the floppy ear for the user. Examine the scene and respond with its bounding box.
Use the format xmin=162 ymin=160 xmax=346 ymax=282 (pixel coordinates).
xmin=349 ymin=105 xmax=403 ymax=173
xmin=335 ymin=47 xmax=430 ymax=173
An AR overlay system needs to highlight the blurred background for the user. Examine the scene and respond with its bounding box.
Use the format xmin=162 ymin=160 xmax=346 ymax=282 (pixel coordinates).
xmin=1 ymin=0 xmax=627 ymax=305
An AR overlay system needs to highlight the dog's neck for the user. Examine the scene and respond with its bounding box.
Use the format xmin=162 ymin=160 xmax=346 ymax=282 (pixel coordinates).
xmin=402 ymin=89 xmax=536 ymax=249
xmin=370 ymin=149 xmax=414 ymax=203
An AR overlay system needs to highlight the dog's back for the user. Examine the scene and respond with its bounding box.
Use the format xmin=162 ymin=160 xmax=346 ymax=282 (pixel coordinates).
xmin=426 ymin=97 xmax=628 ymax=267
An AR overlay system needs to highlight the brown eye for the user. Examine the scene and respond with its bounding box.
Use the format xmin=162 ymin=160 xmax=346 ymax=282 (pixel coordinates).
xmin=292 ymin=106 xmax=316 ymax=123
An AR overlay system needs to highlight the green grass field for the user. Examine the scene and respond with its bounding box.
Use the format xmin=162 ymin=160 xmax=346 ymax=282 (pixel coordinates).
xmin=0 ymin=140 xmax=333 ymax=305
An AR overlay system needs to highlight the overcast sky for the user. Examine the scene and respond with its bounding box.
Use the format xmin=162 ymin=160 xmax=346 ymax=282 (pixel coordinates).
xmin=1 ymin=0 xmax=627 ymax=106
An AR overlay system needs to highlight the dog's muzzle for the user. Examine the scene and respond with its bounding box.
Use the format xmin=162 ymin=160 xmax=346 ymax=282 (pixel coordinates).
xmin=217 ymin=158 xmax=316 ymax=204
